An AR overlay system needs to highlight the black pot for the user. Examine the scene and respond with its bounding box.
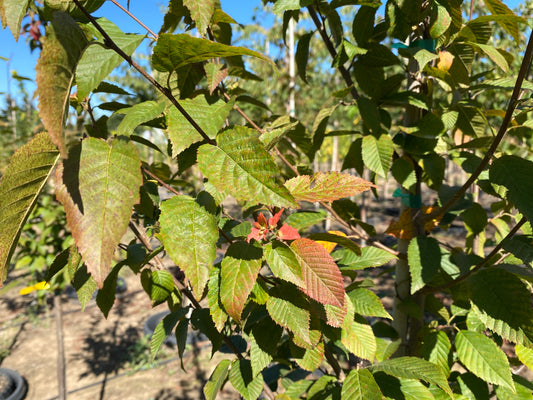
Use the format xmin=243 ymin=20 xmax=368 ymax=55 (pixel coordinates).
xmin=0 ymin=368 xmax=27 ymax=400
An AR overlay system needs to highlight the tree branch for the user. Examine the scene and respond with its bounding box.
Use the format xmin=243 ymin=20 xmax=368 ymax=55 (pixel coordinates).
xmin=109 ymin=0 xmax=158 ymax=39
xmin=72 ymin=0 xmax=215 ymax=146
xmin=425 ymin=27 xmax=533 ymax=222
xmin=307 ymin=5 xmax=359 ymax=100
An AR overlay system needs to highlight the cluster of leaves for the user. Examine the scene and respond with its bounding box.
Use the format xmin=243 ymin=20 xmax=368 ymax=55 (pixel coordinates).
xmin=1 ymin=0 xmax=533 ymax=399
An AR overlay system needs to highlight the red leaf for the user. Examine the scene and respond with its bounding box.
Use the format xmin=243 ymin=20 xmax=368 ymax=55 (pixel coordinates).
xmin=277 ymin=224 xmax=300 ymax=241
xmin=290 ymin=238 xmax=345 ymax=308
xmin=269 ymin=208 xmax=284 ymax=227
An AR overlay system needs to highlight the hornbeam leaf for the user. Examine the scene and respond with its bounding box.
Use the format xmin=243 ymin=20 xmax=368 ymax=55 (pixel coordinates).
xmin=152 ymin=33 xmax=273 ymax=72
xmin=290 ymin=238 xmax=345 ymax=308
xmin=342 ymin=369 xmax=383 ymax=400
xmin=336 ymin=246 xmax=397 ymax=270
xmin=36 ymin=12 xmax=89 ymax=157
xmin=198 ymin=126 xmax=297 ymax=208
xmin=348 ymin=288 xmax=392 ymax=319
xmin=183 ymin=0 xmax=215 ymax=36
xmin=264 ymin=241 xmax=305 ymax=287
xmin=408 ymin=236 xmax=440 ymax=294
xmin=266 ymin=285 xmax=311 ymax=345
xmin=204 ymin=359 xmax=231 ymax=400
xmin=468 ymin=267 xmax=533 ymax=344
xmin=76 ymin=18 xmax=144 ymax=101
xmin=284 ymin=172 xmax=375 ymax=203
xmin=515 ymin=343 xmax=533 ymax=371
xmin=456 ymin=330 xmax=515 ymax=392
xmin=368 ymin=356 xmax=453 ymax=396
xmin=0 ymin=0 xmax=31 ymax=40
xmin=55 ymin=137 xmax=141 ymax=287
xmin=362 ymin=134 xmax=394 ymax=178
xmin=342 ymin=316 xmax=377 ymax=361
xmin=228 ymin=359 xmax=264 ymax=400
xmin=159 ymin=195 xmax=218 ymax=300
xmin=483 ymin=0 xmax=521 ymax=41
xmin=166 ymin=95 xmax=233 ymax=156
xmin=204 ymin=61 xmax=228 ymax=94
xmin=0 ymin=132 xmax=59 ymax=284
xmin=113 ymin=100 xmax=166 ymax=137
xmin=207 ymin=265 xmax=228 ymax=332
xmin=220 ymin=241 xmax=263 ymax=322
xmin=490 ymin=156 xmax=533 ymax=223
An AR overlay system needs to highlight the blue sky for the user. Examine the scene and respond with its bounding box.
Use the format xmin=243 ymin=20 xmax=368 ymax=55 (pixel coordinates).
xmin=0 ymin=0 xmax=526 ymax=97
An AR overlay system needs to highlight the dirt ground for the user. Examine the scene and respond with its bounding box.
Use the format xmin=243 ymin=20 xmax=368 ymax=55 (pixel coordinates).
xmin=0 ymin=272 xmax=242 ymax=400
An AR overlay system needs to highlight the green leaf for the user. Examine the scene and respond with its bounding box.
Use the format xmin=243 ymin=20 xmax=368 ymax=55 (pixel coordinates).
xmin=307 ymin=232 xmax=361 ymax=255
xmin=337 ymin=246 xmax=397 ymax=270
xmin=159 ymin=195 xmax=218 ymax=300
xmin=76 ymin=18 xmax=144 ymax=101
xmin=490 ymin=156 xmax=533 ymax=223
xmin=468 ymin=267 xmax=533 ymax=344
xmin=429 ymin=2 xmax=451 ymax=38
xmin=291 ymin=238 xmax=345 ymax=308
xmin=71 ymin=263 xmax=97 ymax=310
xmin=36 ymin=12 xmax=89 ymax=157
xmin=55 ymin=138 xmax=142 ymax=287
xmin=515 ymin=343 xmax=533 ymax=371
xmin=250 ymin=332 xmax=273 ymax=377
xmin=292 ymin=340 xmax=324 ymax=371
xmin=342 ymin=369 xmax=382 ymax=400
xmin=368 ymin=357 xmax=453 ymax=396
xmin=204 ymin=61 xmax=228 ymax=94
xmin=285 ymin=172 xmax=375 ymax=203
xmin=296 ymin=32 xmax=313 ymax=84
xmin=342 ymin=315 xmax=377 ymax=362
xmin=266 ymin=286 xmax=311 ymax=345
xmin=229 ymin=359 xmax=264 ymax=400
xmin=455 ymin=330 xmax=515 ymax=392
xmin=183 ymin=0 xmax=214 ymax=35
xmin=272 ymin=0 xmax=313 ymax=13
xmin=207 ymin=265 xmax=228 ymax=332
xmin=264 ymin=241 xmax=305 ymax=287
xmin=1 ymin=0 xmax=31 ymax=40
xmin=152 ymin=33 xmax=273 ymax=72
xmin=471 ymin=77 xmax=533 ymax=91
xmin=408 ymin=237 xmax=440 ymax=294
xmin=461 ymin=203 xmax=487 ymax=234
xmin=348 ymin=288 xmax=392 ymax=319
xmin=141 ymin=269 xmax=175 ymax=306
xmin=0 ymin=132 xmax=59 ymax=284
xmin=285 ymin=210 xmax=327 ymax=231
xmin=467 ymin=42 xmax=508 ymax=72
xmin=198 ymin=126 xmax=297 ymax=208
xmin=484 ymin=0 xmax=520 ymax=41
xmin=362 ymin=134 xmax=394 ymax=178
xmin=419 ymin=330 xmax=452 ymax=377
xmin=150 ymin=308 xmax=188 ymax=359
xmin=113 ymin=100 xmax=166 ymax=137
xmin=166 ymin=95 xmax=233 ymax=156
xmin=220 ymin=241 xmax=263 ymax=322
xmin=204 ymin=359 xmax=231 ymax=400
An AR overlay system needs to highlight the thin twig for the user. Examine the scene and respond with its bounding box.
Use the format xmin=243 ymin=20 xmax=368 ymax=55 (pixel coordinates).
xmin=109 ymin=0 xmax=158 ymax=39
xmin=72 ymin=0 xmax=215 ymax=146
xmin=142 ymin=166 xmax=180 ymax=195
xmin=421 ymin=216 xmax=527 ymax=294
xmin=425 ymin=27 xmax=533 ymax=222
xmin=306 ymin=5 xmax=359 ymax=100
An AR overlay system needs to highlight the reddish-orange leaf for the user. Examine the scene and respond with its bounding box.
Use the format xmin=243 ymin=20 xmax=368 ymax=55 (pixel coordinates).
xmin=277 ymin=224 xmax=300 ymax=241
xmin=290 ymin=238 xmax=345 ymax=308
